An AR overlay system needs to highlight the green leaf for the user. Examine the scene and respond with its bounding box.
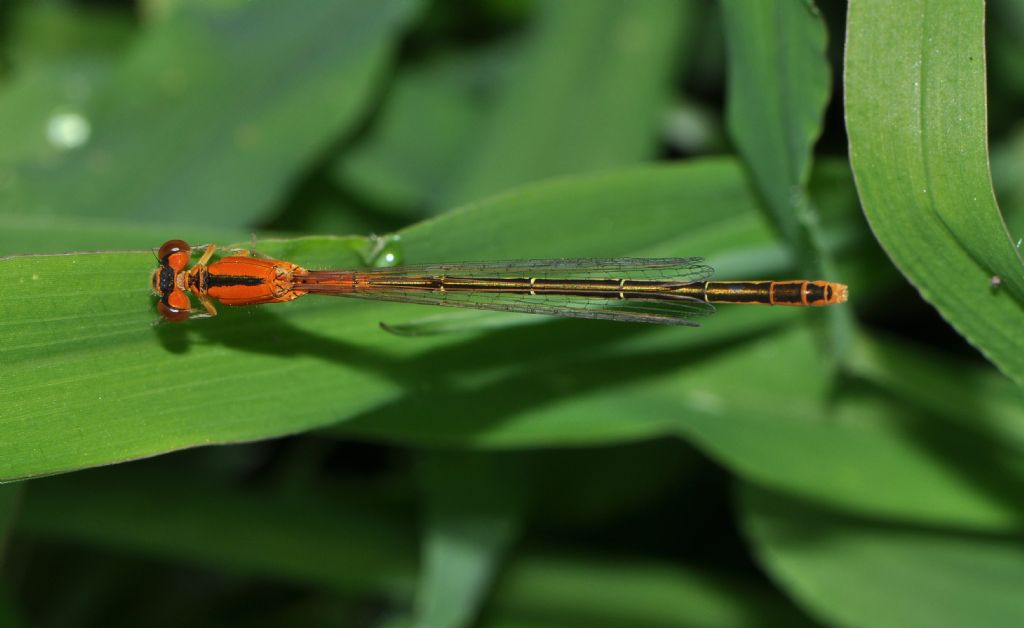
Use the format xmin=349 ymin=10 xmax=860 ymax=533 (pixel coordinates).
xmin=17 ymin=465 xmax=814 ymax=627
xmin=742 ymin=485 xmax=1024 ymax=628
xmin=414 ymin=452 xmax=526 ymax=628
xmin=400 ymin=159 xmax=778 ymax=262
xmin=1 ymin=159 xmax=795 ymax=481
xmin=489 ymin=554 xmax=817 ymax=628
xmin=4 ymin=0 xmax=422 ymax=228
xmin=721 ymin=0 xmax=830 ymax=259
xmin=0 ymin=212 xmax=246 ymax=256
xmin=441 ymin=0 xmax=693 ymax=208
xmin=845 ymin=0 xmax=1024 ymax=384
xmin=0 ymin=2 xmax=133 ymax=168
xmin=345 ymin=326 xmax=1024 ymax=530
xmin=337 ymin=0 xmax=701 ymax=217
xmin=333 ymin=45 xmax=512 ymax=215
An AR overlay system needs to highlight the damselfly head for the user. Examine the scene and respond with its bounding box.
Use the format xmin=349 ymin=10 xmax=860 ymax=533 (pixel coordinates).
xmin=153 ymin=240 xmax=194 ymax=321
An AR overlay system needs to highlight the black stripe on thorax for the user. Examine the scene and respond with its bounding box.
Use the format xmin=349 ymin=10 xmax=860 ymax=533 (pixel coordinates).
xmin=205 ymin=274 xmax=267 ymax=288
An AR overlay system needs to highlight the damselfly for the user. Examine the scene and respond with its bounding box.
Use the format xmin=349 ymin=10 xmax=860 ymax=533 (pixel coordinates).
xmin=151 ymin=240 xmax=848 ymax=325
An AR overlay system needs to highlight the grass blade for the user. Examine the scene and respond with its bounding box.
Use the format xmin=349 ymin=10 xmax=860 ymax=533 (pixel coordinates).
xmin=845 ymin=0 xmax=1024 ymax=383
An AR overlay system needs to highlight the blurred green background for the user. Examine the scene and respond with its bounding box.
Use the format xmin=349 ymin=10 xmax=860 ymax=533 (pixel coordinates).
xmin=1 ymin=0 xmax=1023 ymax=626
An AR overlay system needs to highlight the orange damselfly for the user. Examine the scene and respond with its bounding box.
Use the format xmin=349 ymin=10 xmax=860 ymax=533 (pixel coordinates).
xmin=151 ymin=240 xmax=848 ymax=325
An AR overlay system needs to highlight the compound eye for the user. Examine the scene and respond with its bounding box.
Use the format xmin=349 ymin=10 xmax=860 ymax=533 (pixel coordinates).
xmin=158 ymin=290 xmax=192 ymax=322
xmin=158 ymin=240 xmax=192 ymax=272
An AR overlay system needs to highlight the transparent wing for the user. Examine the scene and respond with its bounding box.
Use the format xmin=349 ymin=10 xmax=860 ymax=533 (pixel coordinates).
xmin=296 ymin=258 xmax=715 ymax=326
xmin=348 ymin=290 xmax=715 ymax=326
xmin=300 ymin=285 xmax=714 ymax=326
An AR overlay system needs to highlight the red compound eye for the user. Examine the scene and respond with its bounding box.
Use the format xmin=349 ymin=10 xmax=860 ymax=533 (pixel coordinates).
xmin=158 ymin=290 xmax=191 ymax=322
xmin=158 ymin=240 xmax=192 ymax=272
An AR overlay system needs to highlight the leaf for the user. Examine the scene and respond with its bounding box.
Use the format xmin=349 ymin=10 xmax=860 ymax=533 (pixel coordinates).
xmin=0 ymin=2 xmax=133 ymax=168
xmin=337 ymin=0 xmax=700 ymax=217
xmin=344 ymin=326 xmax=1024 ymax=530
xmin=721 ymin=0 xmax=830 ymax=258
xmin=400 ymin=159 xmax=777 ymax=262
xmin=489 ymin=554 xmax=817 ymax=628
xmin=845 ymin=0 xmax=1024 ymax=384
xmin=0 ymin=159 xmax=799 ymax=481
xmin=3 ymin=0 xmax=422 ymax=228
xmin=0 ymin=212 xmax=246 ymax=256
xmin=414 ymin=452 xmax=526 ymax=628
xmin=741 ymin=485 xmax=1024 ymax=628
xmin=441 ymin=0 xmax=694 ymax=208
xmin=17 ymin=464 xmax=814 ymax=627
xmin=333 ymin=45 xmax=512 ymax=215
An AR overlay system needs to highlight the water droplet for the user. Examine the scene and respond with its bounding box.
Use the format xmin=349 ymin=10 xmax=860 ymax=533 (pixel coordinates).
xmin=363 ymin=234 xmax=404 ymax=267
xmin=46 ymin=111 xmax=91 ymax=150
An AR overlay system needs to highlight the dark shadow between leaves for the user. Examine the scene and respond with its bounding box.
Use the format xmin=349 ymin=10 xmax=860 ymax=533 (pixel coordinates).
xmin=859 ymin=379 xmax=1024 ymax=526
xmin=838 ymin=339 xmax=1024 ymax=527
